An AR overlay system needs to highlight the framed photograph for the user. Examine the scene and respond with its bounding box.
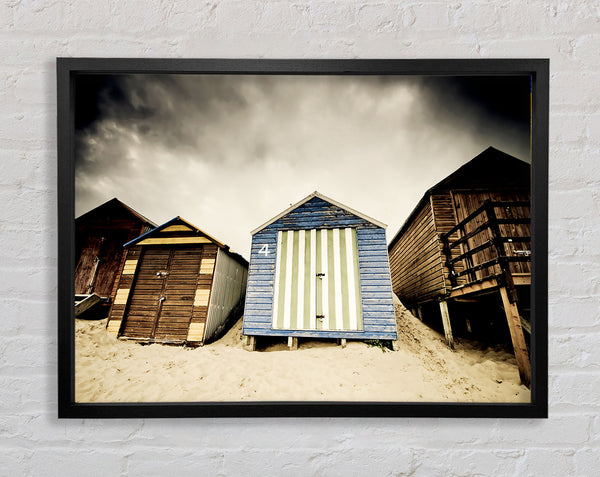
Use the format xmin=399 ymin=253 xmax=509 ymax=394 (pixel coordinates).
xmin=58 ymin=58 xmax=548 ymax=418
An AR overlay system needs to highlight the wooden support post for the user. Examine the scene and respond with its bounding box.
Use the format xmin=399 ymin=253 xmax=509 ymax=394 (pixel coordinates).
xmin=288 ymin=336 xmax=298 ymax=350
xmin=242 ymin=335 xmax=256 ymax=351
xmin=340 ymin=338 xmax=347 ymax=349
xmin=438 ymin=300 xmax=454 ymax=349
xmin=499 ymin=287 xmax=531 ymax=387
xmin=417 ymin=305 xmax=424 ymax=321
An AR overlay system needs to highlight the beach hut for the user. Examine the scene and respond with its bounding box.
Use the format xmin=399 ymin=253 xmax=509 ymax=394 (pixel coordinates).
xmin=74 ymin=198 xmax=156 ymax=316
xmin=387 ymin=147 xmax=531 ymax=385
xmin=106 ymin=217 xmax=248 ymax=346
xmin=242 ymin=191 xmax=398 ymax=350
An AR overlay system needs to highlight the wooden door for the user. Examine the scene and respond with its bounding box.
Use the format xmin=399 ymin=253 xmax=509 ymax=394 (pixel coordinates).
xmin=272 ymin=228 xmax=362 ymax=332
xmin=153 ymin=248 xmax=203 ymax=341
xmin=74 ymin=229 xmax=128 ymax=296
xmin=93 ymin=230 xmax=129 ymax=297
xmin=74 ymin=235 xmax=104 ymax=294
xmin=121 ymin=247 xmax=203 ymax=342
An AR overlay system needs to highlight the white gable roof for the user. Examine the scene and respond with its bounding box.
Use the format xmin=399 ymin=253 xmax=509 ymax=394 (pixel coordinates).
xmin=251 ymin=191 xmax=387 ymax=235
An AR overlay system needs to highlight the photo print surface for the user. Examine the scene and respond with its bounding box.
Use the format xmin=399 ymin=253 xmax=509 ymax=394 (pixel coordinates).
xmin=72 ymin=72 xmax=534 ymax=404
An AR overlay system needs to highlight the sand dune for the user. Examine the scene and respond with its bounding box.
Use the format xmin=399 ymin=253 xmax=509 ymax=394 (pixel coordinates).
xmin=75 ymin=302 xmax=530 ymax=403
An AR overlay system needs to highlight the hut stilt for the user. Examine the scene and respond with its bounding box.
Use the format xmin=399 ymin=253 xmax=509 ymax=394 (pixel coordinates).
xmin=438 ymin=300 xmax=455 ymax=349
xmin=499 ymin=287 xmax=531 ymax=386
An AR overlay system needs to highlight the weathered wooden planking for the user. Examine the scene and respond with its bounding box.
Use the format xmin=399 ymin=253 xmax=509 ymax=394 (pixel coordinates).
xmin=388 ymin=200 xmax=446 ymax=305
xmin=452 ymin=192 xmax=531 ymax=282
xmin=161 ymin=224 xmax=193 ymax=232
xmin=388 ymin=149 xmax=531 ymax=309
xmin=391 ymin=242 xmax=442 ymax=288
xmin=106 ymin=216 xmax=246 ymax=346
xmin=75 ymin=199 xmax=154 ymax=298
xmin=137 ymin=237 xmax=212 ymax=245
xmin=74 ymin=293 xmax=102 ymax=317
xmin=119 ymin=245 xmax=205 ymax=342
xmin=431 ymin=192 xmax=467 ymax=289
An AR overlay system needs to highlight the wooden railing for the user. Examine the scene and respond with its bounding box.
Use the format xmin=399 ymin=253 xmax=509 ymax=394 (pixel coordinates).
xmin=440 ymin=200 xmax=531 ymax=297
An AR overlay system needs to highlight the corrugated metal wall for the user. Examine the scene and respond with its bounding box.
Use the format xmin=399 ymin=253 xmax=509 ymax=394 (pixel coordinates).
xmin=243 ymin=196 xmax=397 ymax=340
xmin=204 ymin=249 xmax=248 ymax=342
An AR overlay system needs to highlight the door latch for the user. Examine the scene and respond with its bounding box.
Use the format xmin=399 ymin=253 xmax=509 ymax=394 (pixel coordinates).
xmin=316 ymin=273 xmax=325 ymax=278
xmin=156 ymin=271 xmax=170 ymax=277
xmin=316 ymin=314 xmax=325 ymax=320
xmin=159 ymin=296 xmax=166 ymax=302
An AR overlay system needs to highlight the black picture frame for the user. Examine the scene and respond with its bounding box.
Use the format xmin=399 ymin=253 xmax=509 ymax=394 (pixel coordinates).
xmin=58 ymin=58 xmax=548 ymax=418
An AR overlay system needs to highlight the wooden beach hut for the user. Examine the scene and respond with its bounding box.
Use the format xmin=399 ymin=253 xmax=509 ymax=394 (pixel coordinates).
xmin=106 ymin=217 xmax=248 ymax=346
xmin=74 ymin=198 xmax=156 ymax=317
xmin=242 ymin=191 xmax=398 ymax=350
xmin=388 ymin=147 xmax=532 ymax=385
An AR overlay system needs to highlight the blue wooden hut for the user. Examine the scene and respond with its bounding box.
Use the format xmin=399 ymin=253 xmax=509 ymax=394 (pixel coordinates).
xmin=242 ymin=191 xmax=398 ymax=349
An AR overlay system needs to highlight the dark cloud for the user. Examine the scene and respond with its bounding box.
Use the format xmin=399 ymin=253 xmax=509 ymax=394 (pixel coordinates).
xmin=75 ymin=74 xmax=254 ymax=172
xmin=74 ymin=74 xmax=531 ymax=256
xmin=413 ymin=76 xmax=531 ymax=161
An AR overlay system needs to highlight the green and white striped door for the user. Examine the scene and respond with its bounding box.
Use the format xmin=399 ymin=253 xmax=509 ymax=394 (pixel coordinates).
xmin=272 ymin=228 xmax=363 ymax=331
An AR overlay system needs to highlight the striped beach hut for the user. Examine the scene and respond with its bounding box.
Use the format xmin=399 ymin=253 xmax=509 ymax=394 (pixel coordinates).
xmin=242 ymin=192 xmax=397 ymax=350
xmin=106 ymin=217 xmax=248 ymax=346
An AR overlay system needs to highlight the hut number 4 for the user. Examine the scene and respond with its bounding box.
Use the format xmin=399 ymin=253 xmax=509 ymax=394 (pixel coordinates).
xmin=258 ymin=244 xmax=270 ymax=256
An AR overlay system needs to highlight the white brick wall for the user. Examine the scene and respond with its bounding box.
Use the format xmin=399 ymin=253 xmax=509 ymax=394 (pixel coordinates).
xmin=1 ymin=1 xmax=598 ymax=475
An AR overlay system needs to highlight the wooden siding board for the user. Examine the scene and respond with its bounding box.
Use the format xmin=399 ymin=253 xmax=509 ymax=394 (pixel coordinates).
xmin=388 ymin=228 xmax=438 ymax=267
xmin=390 ymin=241 xmax=441 ymax=285
xmin=400 ymin=276 xmax=447 ymax=300
xmin=390 ymin=212 xmax=437 ymax=257
xmin=388 ymin=200 xmax=447 ymax=304
xmin=115 ymin=244 xmax=202 ymax=344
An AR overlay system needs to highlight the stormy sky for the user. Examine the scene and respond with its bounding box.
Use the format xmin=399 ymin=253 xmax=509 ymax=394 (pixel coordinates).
xmin=75 ymin=74 xmax=530 ymax=257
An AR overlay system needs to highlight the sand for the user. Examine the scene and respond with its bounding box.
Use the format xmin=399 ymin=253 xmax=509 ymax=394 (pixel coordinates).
xmin=75 ymin=302 xmax=530 ymax=403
